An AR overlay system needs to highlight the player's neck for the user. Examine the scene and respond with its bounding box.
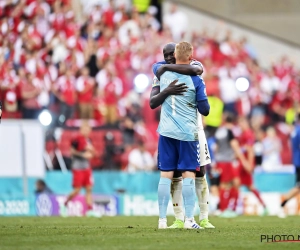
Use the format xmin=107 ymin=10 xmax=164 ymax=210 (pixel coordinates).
xmin=176 ymin=60 xmax=189 ymax=65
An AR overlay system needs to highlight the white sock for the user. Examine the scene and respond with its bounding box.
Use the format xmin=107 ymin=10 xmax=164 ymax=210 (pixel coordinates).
xmin=195 ymin=176 xmax=209 ymax=221
xmin=171 ymin=177 xmax=184 ymax=221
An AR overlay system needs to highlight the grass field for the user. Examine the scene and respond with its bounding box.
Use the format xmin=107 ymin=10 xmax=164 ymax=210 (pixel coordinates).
xmin=1 ymin=216 xmax=300 ymax=250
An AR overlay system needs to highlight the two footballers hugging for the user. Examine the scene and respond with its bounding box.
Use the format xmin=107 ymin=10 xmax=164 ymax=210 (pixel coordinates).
xmin=150 ymin=41 xmax=215 ymax=229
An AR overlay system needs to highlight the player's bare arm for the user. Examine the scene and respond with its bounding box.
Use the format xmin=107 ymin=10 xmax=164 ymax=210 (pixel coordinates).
xmin=70 ymin=147 xmax=84 ymax=157
xmin=149 ymin=80 xmax=188 ymax=109
xmin=155 ymin=64 xmax=203 ymax=80
xmin=230 ymin=139 xmax=252 ymax=173
xmin=245 ymin=144 xmax=255 ymax=171
xmin=86 ymin=143 xmax=96 ymax=156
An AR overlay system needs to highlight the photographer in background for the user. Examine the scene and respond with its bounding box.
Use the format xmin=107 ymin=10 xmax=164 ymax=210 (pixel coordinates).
xmin=127 ymin=140 xmax=155 ymax=172
xmin=101 ymin=132 xmax=124 ymax=170
xmin=35 ymin=179 xmax=52 ymax=195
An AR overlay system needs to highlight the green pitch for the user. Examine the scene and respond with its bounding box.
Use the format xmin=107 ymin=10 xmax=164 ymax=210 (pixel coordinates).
xmin=1 ymin=216 xmax=300 ymax=250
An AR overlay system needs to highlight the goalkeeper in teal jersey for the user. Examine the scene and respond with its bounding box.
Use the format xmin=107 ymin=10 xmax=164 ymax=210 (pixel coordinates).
xmin=150 ymin=42 xmax=210 ymax=229
xmin=157 ymin=71 xmax=205 ymax=141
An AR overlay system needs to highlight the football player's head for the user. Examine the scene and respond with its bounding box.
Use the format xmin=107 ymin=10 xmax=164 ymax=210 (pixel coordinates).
xmin=174 ymin=41 xmax=193 ymax=63
xmin=163 ymin=43 xmax=176 ymax=64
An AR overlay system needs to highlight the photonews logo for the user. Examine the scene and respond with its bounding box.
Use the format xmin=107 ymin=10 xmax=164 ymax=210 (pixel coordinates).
xmin=261 ymin=235 xmax=300 ymax=243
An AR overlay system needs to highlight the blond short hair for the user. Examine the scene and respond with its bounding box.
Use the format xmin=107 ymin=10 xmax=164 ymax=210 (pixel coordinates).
xmin=175 ymin=42 xmax=193 ymax=62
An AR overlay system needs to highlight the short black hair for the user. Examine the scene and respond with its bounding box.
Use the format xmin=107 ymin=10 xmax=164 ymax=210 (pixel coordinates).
xmin=163 ymin=43 xmax=176 ymax=52
xmin=36 ymin=179 xmax=46 ymax=187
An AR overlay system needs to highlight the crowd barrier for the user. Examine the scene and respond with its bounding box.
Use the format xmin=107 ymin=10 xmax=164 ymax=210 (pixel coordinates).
xmin=0 ymin=171 xmax=299 ymax=217
xmin=0 ymin=170 xmax=296 ymax=196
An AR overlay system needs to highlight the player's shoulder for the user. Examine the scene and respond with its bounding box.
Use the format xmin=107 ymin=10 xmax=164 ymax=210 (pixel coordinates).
xmin=153 ymin=60 xmax=167 ymax=67
xmin=190 ymin=60 xmax=203 ymax=68
xmin=152 ymin=60 xmax=167 ymax=74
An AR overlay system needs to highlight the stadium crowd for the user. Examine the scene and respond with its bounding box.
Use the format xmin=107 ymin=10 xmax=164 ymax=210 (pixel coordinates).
xmin=1 ymin=0 xmax=300 ymax=169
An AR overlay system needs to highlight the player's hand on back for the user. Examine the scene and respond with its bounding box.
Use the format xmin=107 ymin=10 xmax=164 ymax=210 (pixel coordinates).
xmin=165 ymin=79 xmax=188 ymax=96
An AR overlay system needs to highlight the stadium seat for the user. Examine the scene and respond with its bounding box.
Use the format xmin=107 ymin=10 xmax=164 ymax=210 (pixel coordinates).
xmin=1 ymin=111 xmax=22 ymax=119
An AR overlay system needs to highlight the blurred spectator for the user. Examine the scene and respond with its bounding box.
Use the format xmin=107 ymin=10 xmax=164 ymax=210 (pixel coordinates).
xmin=53 ymin=67 xmax=76 ymax=126
xmin=133 ymin=0 xmax=151 ymax=13
xmin=92 ymin=93 xmax=106 ymax=124
xmin=35 ymin=179 xmax=52 ymax=194
xmin=240 ymin=37 xmax=257 ymax=60
xmin=97 ymin=62 xmax=123 ymax=126
xmin=120 ymin=116 xmax=135 ymax=146
xmin=218 ymin=61 xmax=239 ymax=115
xmin=119 ymin=102 xmax=143 ymax=147
xmin=260 ymin=69 xmax=280 ymax=104
xmin=127 ymin=103 xmax=143 ymax=122
xmin=262 ymin=127 xmax=282 ymax=171
xmin=127 ymin=140 xmax=155 ymax=172
xmin=253 ymin=129 xmax=264 ymax=166
xmin=1 ymin=67 xmax=19 ymax=115
xmin=76 ymin=67 xmax=95 ymax=119
xmin=145 ymin=7 xmax=160 ymax=32
xmin=101 ymin=132 xmax=123 ymax=170
xmin=204 ymin=95 xmax=224 ymax=137
xmin=118 ymin=11 xmax=140 ymax=46
xmin=84 ymin=39 xmax=99 ymax=77
xmin=21 ymin=72 xmax=42 ymax=119
xmin=164 ymin=4 xmax=187 ymax=42
xmin=285 ymin=105 xmax=300 ymax=125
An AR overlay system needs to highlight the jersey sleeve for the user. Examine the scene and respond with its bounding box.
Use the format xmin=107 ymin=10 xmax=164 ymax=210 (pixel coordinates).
xmin=228 ymin=129 xmax=235 ymax=141
xmin=152 ymin=76 xmax=160 ymax=88
xmin=192 ymin=76 xmax=207 ymax=101
xmin=190 ymin=60 xmax=203 ymax=69
xmin=152 ymin=61 xmax=167 ymax=75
